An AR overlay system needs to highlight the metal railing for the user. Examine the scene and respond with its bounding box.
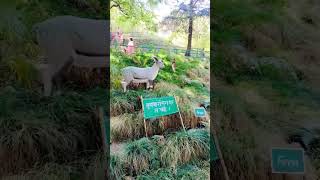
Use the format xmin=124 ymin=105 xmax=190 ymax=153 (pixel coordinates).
xmin=110 ymin=32 xmax=209 ymax=59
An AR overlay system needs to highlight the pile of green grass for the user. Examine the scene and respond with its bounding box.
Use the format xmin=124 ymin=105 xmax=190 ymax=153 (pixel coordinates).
xmin=0 ymin=86 xmax=108 ymax=176
xmin=2 ymin=152 xmax=106 ymax=180
xmin=160 ymin=129 xmax=210 ymax=167
xmin=136 ymin=161 xmax=209 ymax=180
xmin=110 ymin=128 xmax=210 ymax=179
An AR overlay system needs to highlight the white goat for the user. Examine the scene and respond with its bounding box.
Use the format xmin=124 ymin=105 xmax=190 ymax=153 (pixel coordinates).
xmin=121 ymin=56 xmax=164 ymax=92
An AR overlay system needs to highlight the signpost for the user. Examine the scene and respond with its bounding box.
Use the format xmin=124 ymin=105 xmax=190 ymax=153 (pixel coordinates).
xmin=141 ymin=96 xmax=186 ymax=137
xmin=97 ymin=107 xmax=108 ymax=179
xmin=210 ymin=137 xmax=219 ymax=161
xmin=194 ymin=105 xmax=230 ymax=180
xmin=271 ymin=148 xmax=305 ymax=174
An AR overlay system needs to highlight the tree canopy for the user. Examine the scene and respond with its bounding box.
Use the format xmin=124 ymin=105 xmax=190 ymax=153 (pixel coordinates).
xmin=110 ymin=0 xmax=162 ymax=31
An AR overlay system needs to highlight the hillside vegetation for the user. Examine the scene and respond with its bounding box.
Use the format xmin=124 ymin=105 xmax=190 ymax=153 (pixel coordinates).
xmin=109 ymin=48 xmax=210 ymax=179
xmin=0 ymin=0 xmax=107 ymax=179
xmin=213 ymin=0 xmax=320 ymax=179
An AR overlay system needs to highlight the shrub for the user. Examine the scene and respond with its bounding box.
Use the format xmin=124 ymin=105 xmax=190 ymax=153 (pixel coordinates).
xmin=123 ymin=138 xmax=159 ymax=175
xmin=7 ymin=57 xmax=38 ymax=89
xmin=110 ymin=155 xmax=125 ymax=180
xmin=160 ymin=129 xmax=209 ymax=167
xmin=0 ymin=87 xmax=106 ymax=175
xmin=111 ymin=113 xmax=145 ymax=142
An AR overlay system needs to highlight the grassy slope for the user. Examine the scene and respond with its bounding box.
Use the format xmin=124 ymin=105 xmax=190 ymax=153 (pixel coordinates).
xmin=213 ymin=0 xmax=320 ymax=179
xmin=110 ymin=49 xmax=210 ymax=179
xmin=0 ymin=0 xmax=107 ymax=179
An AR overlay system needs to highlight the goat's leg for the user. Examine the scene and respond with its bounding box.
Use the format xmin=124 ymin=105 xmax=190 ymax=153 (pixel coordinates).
xmin=43 ymin=67 xmax=54 ymax=96
xmin=146 ymin=80 xmax=150 ymax=90
xmin=121 ymin=81 xmax=127 ymax=92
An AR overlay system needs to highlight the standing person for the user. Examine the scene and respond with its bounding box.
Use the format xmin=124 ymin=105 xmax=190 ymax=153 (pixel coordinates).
xmin=124 ymin=37 xmax=135 ymax=55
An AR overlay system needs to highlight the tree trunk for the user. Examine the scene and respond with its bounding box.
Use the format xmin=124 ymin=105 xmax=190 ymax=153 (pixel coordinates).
xmin=185 ymin=0 xmax=194 ymax=56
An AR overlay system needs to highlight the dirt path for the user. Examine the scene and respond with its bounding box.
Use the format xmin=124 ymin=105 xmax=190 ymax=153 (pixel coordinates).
xmin=110 ymin=142 xmax=126 ymax=156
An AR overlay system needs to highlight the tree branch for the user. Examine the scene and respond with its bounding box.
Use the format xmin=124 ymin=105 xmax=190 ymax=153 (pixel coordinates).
xmin=110 ymin=1 xmax=129 ymax=16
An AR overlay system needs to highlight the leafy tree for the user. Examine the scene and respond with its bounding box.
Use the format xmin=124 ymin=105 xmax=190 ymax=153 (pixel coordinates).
xmin=110 ymin=0 xmax=162 ymax=31
xmin=162 ymin=0 xmax=209 ymax=56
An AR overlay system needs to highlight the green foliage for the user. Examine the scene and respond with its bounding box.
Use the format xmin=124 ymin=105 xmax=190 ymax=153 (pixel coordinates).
xmin=0 ymin=86 xmax=108 ymax=175
xmin=136 ymin=161 xmax=209 ymax=180
xmin=212 ymin=46 xmax=243 ymax=84
xmin=111 ymin=49 xmax=209 ymax=93
xmin=7 ymin=57 xmax=38 ymax=89
xmin=111 ymin=0 xmax=159 ymax=31
xmin=213 ymin=0 xmax=283 ymax=43
xmin=124 ymin=137 xmax=159 ymax=175
xmin=1 ymin=153 xmax=105 ymax=180
xmin=112 ymin=129 xmax=210 ymax=178
xmin=214 ymin=0 xmax=277 ymax=27
xmin=110 ymin=155 xmax=125 ymax=180
xmin=0 ymin=0 xmax=109 ymax=177
xmin=256 ymin=0 xmax=287 ymax=8
xmin=218 ymin=131 xmax=260 ymax=180
xmin=160 ymin=129 xmax=209 ymax=167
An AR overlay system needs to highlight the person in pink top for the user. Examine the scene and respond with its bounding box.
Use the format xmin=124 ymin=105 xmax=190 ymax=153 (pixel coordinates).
xmin=124 ymin=37 xmax=135 ymax=55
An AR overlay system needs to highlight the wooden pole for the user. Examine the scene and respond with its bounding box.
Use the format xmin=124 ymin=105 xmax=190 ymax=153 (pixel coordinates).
xmin=140 ymin=96 xmax=148 ymax=137
xmin=174 ymin=96 xmax=186 ymax=132
xmin=98 ymin=106 xmax=107 ymax=155
xmin=209 ymin=112 xmax=230 ymax=180
xmin=97 ymin=106 xmax=108 ymax=179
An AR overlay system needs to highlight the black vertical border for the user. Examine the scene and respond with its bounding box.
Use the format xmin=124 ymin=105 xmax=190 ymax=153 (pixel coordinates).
xmin=210 ymin=0 xmax=216 ymax=179
xmin=105 ymin=0 xmax=110 ymax=179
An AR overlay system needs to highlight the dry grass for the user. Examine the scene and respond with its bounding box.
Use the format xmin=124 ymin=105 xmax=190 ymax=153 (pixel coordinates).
xmin=0 ymin=117 xmax=78 ymax=175
xmin=111 ymin=110 xmax=206 ymax=141
xmin=111 ymin=113 xmax=145 ymax=142
xmin=110 ymin=95 xmax=135 ymax=117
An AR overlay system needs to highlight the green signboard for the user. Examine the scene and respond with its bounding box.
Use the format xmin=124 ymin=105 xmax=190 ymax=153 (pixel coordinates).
xmin=142 ymin=96 xmax=179 ymax=119
xmin=271 ymin=148 xmax=305 ymax=174
xmin=194 ymin=107 xmax=206 ymax=117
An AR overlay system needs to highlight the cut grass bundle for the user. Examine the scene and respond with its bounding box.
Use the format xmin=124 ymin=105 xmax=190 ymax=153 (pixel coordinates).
xmin=123 ymin=138 xmax=159 ymax=175
xmin=160 ymin=129 xmax=209 ymax=168
xmin=111 ymin=113 xmax=145 ymax=142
